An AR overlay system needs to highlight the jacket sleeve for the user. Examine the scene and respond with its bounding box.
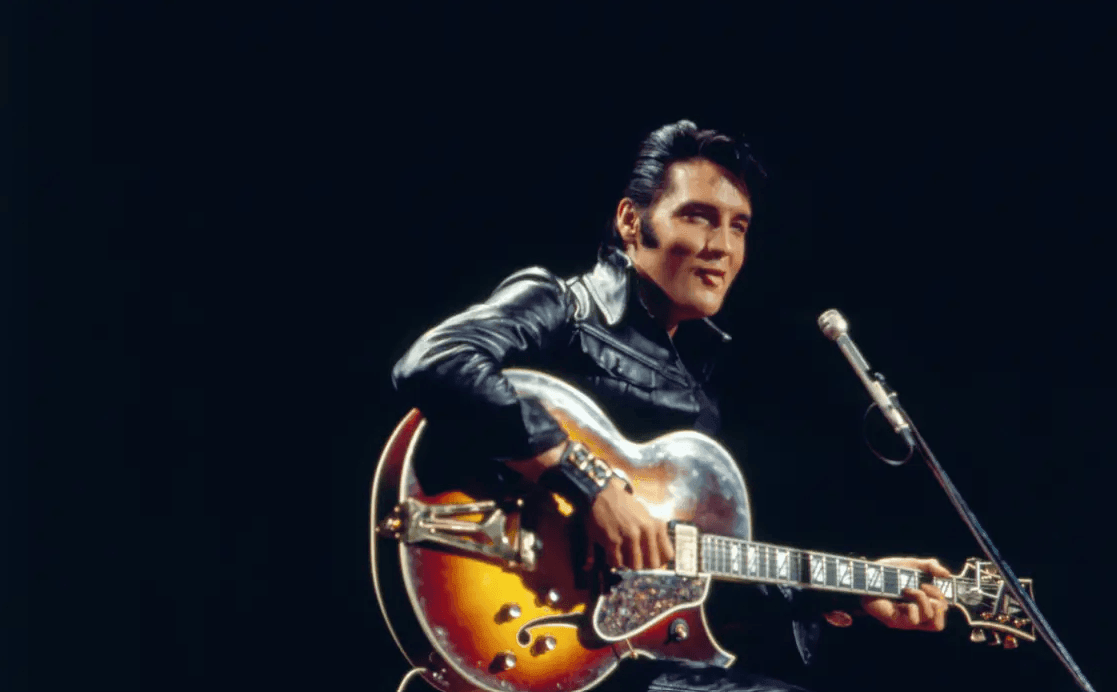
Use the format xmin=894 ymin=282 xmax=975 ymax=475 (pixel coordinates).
xmin=391 ymin=267 xmax=574 ymax=463
xmin=784 ymin=585 xmax=862 ymax=668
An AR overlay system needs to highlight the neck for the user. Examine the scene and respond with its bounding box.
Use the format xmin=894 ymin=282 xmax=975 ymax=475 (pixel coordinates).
xmin=676 ymin=528 xmax=960 ymax=603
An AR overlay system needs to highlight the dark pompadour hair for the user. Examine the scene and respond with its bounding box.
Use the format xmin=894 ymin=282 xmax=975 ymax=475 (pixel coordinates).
xmin=606 ymin=120 xmax=767 ymax=249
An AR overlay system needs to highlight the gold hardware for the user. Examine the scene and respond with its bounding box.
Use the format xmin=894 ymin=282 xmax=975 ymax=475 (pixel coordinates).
xmin=989 ymin=632 xmax=1002 ymax=646
xmin=533 ymin=635 xmax=557 ymax=654
xmin=493 ymin=652 xmax=516 ymax=671
xmin=378 ymin=498 xmax=540 ymax=571
xmin=670 ymin=618 xmax=690 ymax=642
xmin=1004 ymin=634 xmax=1018 ymax=649
xmin=1013 ymin=617 xmax=1028 ymax=628
xmin=498 ymin=603 xmax=521 ymax=622
xmin=996 ymin=614 xmax=1010 ymax=623
xmin=544 ymin=589 xmax=561 ymax=607
xmin=980 ymin=612 xmax=994 ymax=620
xmin=970 ymin=629 xmax=987 ymax=643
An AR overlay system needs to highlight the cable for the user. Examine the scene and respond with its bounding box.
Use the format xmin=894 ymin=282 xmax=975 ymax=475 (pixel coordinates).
xmin=395 ymin=667 xmax=428 ymax=692
xmin=862 ymin=402 xmax=914 ymax=466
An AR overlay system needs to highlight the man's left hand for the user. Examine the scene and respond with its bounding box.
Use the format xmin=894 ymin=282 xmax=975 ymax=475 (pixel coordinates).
xmin=860 ymin=557 xmax=952 ymax=632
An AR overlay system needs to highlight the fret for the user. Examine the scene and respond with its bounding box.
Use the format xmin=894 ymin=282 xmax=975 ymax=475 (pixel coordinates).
xmin=883 ymin=567 xmax=899 ymax=595
xmin=853 ymin=560 xmax=866 ymax=590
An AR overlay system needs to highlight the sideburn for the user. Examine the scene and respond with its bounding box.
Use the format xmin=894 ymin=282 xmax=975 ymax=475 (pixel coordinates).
xmin=637 ymin=211 xmax=659 ymax=249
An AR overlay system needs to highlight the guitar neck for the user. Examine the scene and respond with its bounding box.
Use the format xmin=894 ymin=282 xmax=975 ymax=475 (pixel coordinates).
xmin=698 ymin=534 xmax=957 ymax=602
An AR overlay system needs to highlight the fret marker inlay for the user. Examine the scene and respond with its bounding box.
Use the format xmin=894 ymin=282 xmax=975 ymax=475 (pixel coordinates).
xmin=867 ymin=565 xmax=882 ymax=592
xmin=811 ymin=555 xmax=826 ymax=585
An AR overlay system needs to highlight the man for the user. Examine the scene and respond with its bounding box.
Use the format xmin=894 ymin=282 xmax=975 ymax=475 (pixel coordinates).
xmin=391 ymin=120 xmax=949 ymax=691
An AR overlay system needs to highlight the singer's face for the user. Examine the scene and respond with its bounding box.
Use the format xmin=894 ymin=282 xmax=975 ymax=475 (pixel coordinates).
xmin=620 ymin=159 xmax=750 ymax=328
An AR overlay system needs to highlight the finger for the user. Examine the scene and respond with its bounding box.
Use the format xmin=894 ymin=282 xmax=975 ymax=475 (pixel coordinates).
xmin=920 ymin=558 xmax=952 ymax=578
xmin=903 ymin=602 xmax=921 ymax=627
xmin=933 ymin=599 xmax=947 ymax=631
xmin=861 ymin=596 xmax=894 ymax=622
xmin=659 ymin=523 xmax=675 ymax=563
xmin=905 ymin=587 xmax=935 ymax=622
xmin=641 ymin=526 xmax=660 ymax=570
xmin=921 ymin=583 xmax=947 ymax=602
xmin=623 ymin=532 xmax=643 ymax=571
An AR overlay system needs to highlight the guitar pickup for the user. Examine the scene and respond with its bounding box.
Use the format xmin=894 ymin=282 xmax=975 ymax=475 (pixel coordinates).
xmin=669 ymin=521 xmax=699 ymax=577
xmin=377 ymin=497 xmax=541 ymax=571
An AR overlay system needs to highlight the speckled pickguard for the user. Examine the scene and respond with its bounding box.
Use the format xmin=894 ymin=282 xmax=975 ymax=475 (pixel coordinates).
xmin=593 ymin=572 xmax=708 ymax=639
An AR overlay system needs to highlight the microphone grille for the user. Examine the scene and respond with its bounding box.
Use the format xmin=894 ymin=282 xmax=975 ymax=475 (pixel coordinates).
xmin=818 ymin=309 xmax=849 ymax=341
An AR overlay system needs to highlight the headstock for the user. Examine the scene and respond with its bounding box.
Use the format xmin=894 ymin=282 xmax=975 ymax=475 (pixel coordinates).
xmin=951 ymin=558 xmax=1036 ymax=648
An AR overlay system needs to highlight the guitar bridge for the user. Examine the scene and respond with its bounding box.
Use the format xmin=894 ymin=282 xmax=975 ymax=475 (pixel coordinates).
xmin=376 ymin=497 xmax=541 ymax=571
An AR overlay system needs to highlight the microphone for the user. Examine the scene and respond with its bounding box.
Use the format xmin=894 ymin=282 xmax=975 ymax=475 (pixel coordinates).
xmin=818 ymin=309 xmax=915 ymax=448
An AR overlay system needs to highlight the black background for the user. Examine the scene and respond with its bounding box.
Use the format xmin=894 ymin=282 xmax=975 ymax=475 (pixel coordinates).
xmin=16 ymin=3 xmax=1115 ymax=692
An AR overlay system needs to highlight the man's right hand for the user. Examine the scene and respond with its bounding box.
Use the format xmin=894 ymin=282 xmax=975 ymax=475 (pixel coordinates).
xmin=586 ymin=478 xmax=675 ymax=571
xmin=506 ymin=440 xmax=674 ymax=572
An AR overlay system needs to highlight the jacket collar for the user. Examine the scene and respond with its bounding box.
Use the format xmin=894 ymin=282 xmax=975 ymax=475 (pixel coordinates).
xmin=583 ymin=245 xmax=733 ymax=344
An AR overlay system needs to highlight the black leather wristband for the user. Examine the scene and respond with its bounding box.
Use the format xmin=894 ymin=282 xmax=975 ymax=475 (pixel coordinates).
xmin=537 ymin=440 xmax=624 ymax=513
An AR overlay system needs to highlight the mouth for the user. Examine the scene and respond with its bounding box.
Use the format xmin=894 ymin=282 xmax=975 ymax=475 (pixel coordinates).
xmin=694 ymin=268 xmax=727 ymax=286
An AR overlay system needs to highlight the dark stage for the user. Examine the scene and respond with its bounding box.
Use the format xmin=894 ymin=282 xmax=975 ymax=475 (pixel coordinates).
xmin=16 ymin=4 xmax=1115 ymax=692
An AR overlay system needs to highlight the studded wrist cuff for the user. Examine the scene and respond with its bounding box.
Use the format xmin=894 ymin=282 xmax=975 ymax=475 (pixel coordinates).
xmin=538 ymin=440 xmax=631 ymax=512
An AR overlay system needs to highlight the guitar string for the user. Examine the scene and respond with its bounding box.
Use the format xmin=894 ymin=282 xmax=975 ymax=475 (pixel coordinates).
xmin=694 ymin=536 xmax=985 ymax=595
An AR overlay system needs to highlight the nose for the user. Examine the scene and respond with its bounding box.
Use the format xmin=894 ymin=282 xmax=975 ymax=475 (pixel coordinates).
xmin=701 ymin=223 xmax=732 ymax=257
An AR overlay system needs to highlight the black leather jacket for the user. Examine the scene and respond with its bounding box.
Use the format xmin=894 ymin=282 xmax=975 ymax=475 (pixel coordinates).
xmin=391 ymin=246 xmax=829 ymax=670
xmin=391 ymin=246 xmax=732 ymax=459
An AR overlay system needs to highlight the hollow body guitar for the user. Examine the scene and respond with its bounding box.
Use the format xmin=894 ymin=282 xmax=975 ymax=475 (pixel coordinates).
xmin=371 ymin=369 xmax=1033 ymax=692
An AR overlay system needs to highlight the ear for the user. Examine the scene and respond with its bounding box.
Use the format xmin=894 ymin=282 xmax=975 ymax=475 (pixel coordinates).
xmin=614 ymin=198 xmax=641 ymax=249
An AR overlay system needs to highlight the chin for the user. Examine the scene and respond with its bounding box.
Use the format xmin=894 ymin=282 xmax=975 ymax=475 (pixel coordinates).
xmin=683 ymin=298 xmax=724 ymax=320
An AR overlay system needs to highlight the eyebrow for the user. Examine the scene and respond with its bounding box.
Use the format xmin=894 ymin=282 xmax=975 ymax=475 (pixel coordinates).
xmin=678 ymin=201 xmax=752 ymax=224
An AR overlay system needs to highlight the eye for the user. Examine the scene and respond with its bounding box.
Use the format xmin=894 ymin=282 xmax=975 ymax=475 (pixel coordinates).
xmin=731 ymin=223 xmax=748 ymax=235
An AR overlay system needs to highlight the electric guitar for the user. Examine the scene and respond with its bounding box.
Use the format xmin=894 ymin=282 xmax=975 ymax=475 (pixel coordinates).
xmin=370 ymin=369 xmax=1035 ymax=692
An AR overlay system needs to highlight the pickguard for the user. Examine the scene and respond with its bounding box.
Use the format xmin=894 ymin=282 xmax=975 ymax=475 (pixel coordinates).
xmin=592 ymin=571 xmax=709 ymax=640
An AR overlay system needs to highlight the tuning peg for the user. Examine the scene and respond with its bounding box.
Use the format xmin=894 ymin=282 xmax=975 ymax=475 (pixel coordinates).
xmin=970 ymin=629 xmax=987 ymax=643
xmin=989 ymin=632 xmax=1002 ymax=646
xmin=1004 ymin=635 xmax=1018 ymax=650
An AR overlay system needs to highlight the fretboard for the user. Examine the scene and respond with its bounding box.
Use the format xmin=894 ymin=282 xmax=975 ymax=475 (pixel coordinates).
xmin=698 ymin=534 xmax=957 ymax=602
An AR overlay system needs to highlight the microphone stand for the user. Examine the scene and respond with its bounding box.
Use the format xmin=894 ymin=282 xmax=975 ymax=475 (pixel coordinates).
xmin=874 ymin=375 xmax=1096 ymax=692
